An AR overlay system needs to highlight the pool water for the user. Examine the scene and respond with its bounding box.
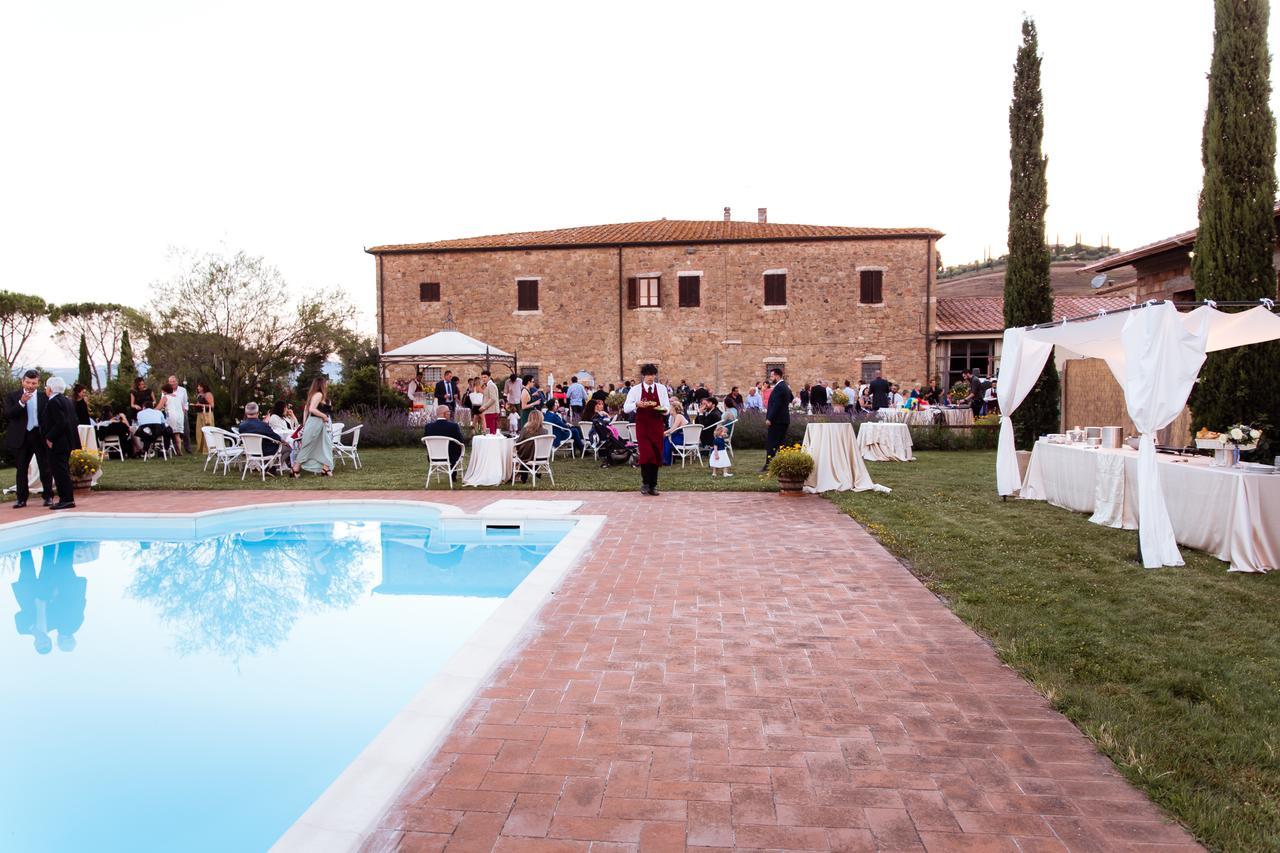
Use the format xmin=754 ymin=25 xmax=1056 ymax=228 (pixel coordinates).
xmin=0 ymin=516 xmax=568 ymax=853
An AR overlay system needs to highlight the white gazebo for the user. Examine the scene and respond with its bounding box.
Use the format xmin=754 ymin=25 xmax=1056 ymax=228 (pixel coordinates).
xmin=996 ymin=299 xmax=1280 ymax=568
xmin=379 ymin=329 xmax=517 ymax=375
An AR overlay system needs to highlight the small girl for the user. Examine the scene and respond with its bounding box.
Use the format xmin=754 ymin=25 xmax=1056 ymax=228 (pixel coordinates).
xmin=709 ymin=425 xmax=733 ymax=477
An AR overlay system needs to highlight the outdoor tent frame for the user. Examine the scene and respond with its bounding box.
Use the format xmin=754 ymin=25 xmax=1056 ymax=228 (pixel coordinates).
xmin=376 ymin=338 xmax=518 ymax=406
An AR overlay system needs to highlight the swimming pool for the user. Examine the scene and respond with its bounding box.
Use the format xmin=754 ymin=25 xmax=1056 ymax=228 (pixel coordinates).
xmin=0 ymin=501 xmax=597 ymax=853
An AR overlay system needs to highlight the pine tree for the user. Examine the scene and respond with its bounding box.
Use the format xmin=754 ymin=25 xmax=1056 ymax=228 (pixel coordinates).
xmin=1189 ymin=0 xmax=1280 ymax=446
xmin=1004 ymin=17 xmax=1060 ymax=447
xmin=77 ymin=333 xmax=92 ymax=389
xmin=118 ymin=329 xmax=135 ymax=379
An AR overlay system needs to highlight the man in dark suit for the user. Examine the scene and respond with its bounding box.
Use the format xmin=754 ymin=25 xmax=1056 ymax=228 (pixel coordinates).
xmin=969 ymin=371 xmax=987 ymax=417
xmin=810 ymin=382 xmax=828 ymax=412
xmin=763 ymin=367 xmax=793 ymax=470
xmin=869 ymin=370 xmax=892 ymax=411
xmin=434 ymin=370 xmax=458 ymax=418
xmin=41 ymin=377 xmax=81 ymax=510
xmin=423 ymin=404 xmax=465 ymax=468
xmin=4 ymin=369 xmax=53 ymax=509
xmin=237 ymin=402 xmax=281 ymax=458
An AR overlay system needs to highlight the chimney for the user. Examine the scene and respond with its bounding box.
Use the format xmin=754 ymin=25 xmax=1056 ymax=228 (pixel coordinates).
xmin=723 ymin=206 xmax=731 ymax=222
xmin=758 ymin=207 xmax=767 ymax=224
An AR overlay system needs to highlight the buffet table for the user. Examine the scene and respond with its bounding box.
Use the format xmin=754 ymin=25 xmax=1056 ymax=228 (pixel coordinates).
xmin=857 ymin=422 xmax=914 ymax=462
xmin=940 ymin=407 xmax=974 ymax=427
xmin=1021 ymin=440 xmax=1279 ymax=573
xmin=462 ymin=435 xmax=514 ymax=487
xmin=800 ymin=422 xmax=888 ymax=493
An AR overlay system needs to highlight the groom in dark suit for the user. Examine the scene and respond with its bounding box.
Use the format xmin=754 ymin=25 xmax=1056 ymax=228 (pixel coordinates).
xmin=763 ymin=367 xmax=794 ymax=471
xmin=41 ymin=377 xmax=81 ymax=510
xmin=433 ymin=371 xmax=458 ymax=418
xmin=4 ymin=369 xmax=53 ymax=508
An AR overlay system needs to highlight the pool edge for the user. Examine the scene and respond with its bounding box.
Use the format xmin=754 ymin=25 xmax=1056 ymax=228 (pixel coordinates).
xmin=269 ymin=506 xmax=606 ymax=853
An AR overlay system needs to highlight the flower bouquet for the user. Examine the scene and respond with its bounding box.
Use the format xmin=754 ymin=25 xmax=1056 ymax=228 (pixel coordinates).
xmin=1195 ymin=425 xmax=1261 ymax=467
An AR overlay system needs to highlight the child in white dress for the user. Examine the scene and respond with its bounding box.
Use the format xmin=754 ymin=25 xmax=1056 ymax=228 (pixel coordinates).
xmin=709 ymin=425 xmax=733 ymax=477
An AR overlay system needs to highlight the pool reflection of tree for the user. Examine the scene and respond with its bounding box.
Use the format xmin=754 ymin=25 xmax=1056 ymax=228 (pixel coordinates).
xmin=127 ymin=524 xmax=371 ymax=661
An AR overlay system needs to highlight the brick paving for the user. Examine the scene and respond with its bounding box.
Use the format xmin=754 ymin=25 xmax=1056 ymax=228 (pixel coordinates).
xmin=21 ymin=489 xmax=1200 ymax=851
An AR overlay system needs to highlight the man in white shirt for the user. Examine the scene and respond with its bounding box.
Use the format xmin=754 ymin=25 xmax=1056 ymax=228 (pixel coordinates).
xmin=566 ymin=376 xmax=587 ymax=422
xmin=135 ymin=399 xmax=175 ymax=456
xmin=623 ymin=364 xmax=670 ymax=496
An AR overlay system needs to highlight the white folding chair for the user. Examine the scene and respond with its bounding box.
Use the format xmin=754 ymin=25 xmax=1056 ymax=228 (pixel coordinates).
xmin=544 ymin=422 xmax=578 ymax=459
xmin=673 ymin=423 xmax=705 ymax=467
xmin=203 ymin=427 xmax=244 ymax=474
xmin=422 ymin=436 xmax=466 ymax=488
xmin=511 ymin=434 xmax=555 ymax=487
xmin=239 ymin=433 xmax=283 ymax=481
xmin=100 ymin=435 xmax=126 ymax=462
xmin=612 ymin=420 xmax=636 ymax=444
xmin=329 ymin=422 xmax=345 ymax=444
xmin=333 ymin=424 xmax=363 ymax=469
xmin=141 ymin=427 xmax=173 ymax=461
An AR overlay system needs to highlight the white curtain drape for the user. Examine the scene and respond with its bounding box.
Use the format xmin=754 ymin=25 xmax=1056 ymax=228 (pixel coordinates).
xmin=995 ymin=328 xmax=1055 ymax=495
xmin=1121 ymin=303 xmax=1209 ymax=567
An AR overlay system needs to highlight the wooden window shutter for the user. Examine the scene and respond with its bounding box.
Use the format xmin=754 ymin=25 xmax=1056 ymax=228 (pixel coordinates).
xmin=627 ymin=277 xmax=638 ymax=309
xmin=517 ymin=279 xmax=538 ymax=311
xmin=764 ymin=273 xmax=786 ymax=306
xmin=655 ymin=277 xmax=662 ymax=308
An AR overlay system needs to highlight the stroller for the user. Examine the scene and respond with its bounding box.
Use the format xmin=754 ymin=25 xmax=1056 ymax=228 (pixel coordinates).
xmin=589 ymin=419 xmax=635 ymax=467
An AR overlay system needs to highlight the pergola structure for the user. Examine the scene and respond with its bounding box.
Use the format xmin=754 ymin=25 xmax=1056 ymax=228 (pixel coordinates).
xmin=378 ymin=329 xmax=517 ymax=376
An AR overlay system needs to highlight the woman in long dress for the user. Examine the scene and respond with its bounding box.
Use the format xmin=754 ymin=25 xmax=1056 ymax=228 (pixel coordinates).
xmin=293 ymin=376 xmax=334 ymax=476
xmin=193 ymin=382 xmax=215 ymax=454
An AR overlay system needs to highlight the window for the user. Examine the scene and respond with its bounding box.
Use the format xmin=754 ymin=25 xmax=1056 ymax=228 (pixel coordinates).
xmin=627 ymin=276 xmax=661 ymax=308
xmin=517 ymin=364 xmax=540 ymax=382
xmin=859 ymin=270 xmax=884 ymax=304
xmin=947 ymin=340 xmax=992 ymax=388
xmin=421 ymin=367 xmax=443 ymax=383
xmin=419 ymin=282 xmax=441 ymax=302
xmin=860 ymin=361 xmax=882 ymax=383
xmin=678 ymin=274 xmax=701 ymax=307
xmin=516 ymin=278 xmax=539 ymax=311
xmin=765 ymin=362 xmax=785 ymax=381
xmin=764 ymin=272 xmax=787 ymax=306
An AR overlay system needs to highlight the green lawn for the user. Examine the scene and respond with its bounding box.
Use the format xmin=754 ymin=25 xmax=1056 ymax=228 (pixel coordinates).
xmin=831 ymin=451 xmax=1280 ymax=853
xmin=80 ymin=446 xmax=779 ymax=492
xmin=41 ymin=446 xmax=1280 ymax=849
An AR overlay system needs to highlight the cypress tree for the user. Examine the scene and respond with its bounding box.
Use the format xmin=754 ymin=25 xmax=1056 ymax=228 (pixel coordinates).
xmin=118 ymin=329 xmax=135 ymax=379
xmin=77 ymin=333 xmax=92 ymax=389
xmin=1004 ymin=17 xmax=1060 ymax=447
xmin=1189 ymin=0 xmax=1280 ymax=445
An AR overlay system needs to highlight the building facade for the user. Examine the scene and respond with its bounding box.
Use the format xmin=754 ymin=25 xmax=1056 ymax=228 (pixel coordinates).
xmin=1082 ymin=203 xmax=1280 ymax=301
xmin=369 ymin=217 xmax=942 ymax=391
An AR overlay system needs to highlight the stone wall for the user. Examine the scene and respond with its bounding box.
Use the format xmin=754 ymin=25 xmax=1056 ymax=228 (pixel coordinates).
xmin=377 ymin=237 xmax=936 ymax=392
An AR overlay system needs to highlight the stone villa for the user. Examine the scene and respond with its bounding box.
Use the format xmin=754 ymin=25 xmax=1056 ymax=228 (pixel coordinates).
xmin=368 ymin=209 xmax=942 ymax=391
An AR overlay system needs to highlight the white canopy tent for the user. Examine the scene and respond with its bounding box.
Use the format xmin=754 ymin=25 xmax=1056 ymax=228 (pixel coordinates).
xmin=380 ymin=329 xmax=515 ymax=369
xmin=996 ymin=300 xmax=1280 ymax=567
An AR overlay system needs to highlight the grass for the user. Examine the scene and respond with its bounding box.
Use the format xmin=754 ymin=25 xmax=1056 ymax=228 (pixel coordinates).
xmin=830 ymin=451 xmax=1280 ymax=853
xmin=38 ymin=446 xmax=1280 ymax=848
xmin=77 ymin=446 xmax=779 ymax=493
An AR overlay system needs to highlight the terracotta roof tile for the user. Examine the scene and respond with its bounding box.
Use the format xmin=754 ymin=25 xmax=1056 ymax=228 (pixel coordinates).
xmin=367 ymin=219 xmax=943 ymax=253
xmin=936 ymin=295 xmax=1134 ymax=334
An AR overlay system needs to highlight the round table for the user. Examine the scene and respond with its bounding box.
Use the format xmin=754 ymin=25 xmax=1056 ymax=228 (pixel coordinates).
xmin=462 ymin=435 xmax=515 ymax=486
xmin=858 ymin=422 xmax=915 ymax=462
xmin=800 ymin=422 xmax=886 ymax=493
xmin=940 ymin=407 xmax=974 ymax=427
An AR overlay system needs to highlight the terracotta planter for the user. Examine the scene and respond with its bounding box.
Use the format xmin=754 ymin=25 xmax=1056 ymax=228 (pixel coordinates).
xmin=777 ymin=475 xmax=808 ymax=495
xmin=72 ymin=475 xmax=95 ymax=491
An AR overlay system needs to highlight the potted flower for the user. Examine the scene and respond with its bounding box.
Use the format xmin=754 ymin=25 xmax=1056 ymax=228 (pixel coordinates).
xmin=767 ymin=443 xmax=815 ymax=495
xmin=70 ymin=448 xmax=103 ymax=489
xmin=831 ymin=390 xmax=850 ymax=413
xmin=947 ymin=382 xmax=970 ymax=405
xmin=1196 ymin=424 xmax=1262 ymax=467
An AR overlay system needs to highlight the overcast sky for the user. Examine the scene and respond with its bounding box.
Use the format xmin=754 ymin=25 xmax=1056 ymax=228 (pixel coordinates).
xmin=2 ymin=0 xmax=1273 ymax=365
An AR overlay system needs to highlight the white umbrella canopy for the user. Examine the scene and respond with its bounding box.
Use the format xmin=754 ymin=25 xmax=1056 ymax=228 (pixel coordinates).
xmin=381 ymin=330 xmax=512 ymax=360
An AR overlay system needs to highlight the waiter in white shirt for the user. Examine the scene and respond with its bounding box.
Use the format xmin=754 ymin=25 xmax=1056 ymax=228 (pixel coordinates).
xmin=622 ymin=363 xmax=670 ymax=496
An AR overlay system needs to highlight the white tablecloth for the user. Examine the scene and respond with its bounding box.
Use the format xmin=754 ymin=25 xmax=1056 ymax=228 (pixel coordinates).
xmin=78 ymin=424 xmax=97 ymax=452
xmin=1022 ymin=440 xmax=1280 ymax=573
xmin=801 ymin=422 xmax=888 ymax=493
xmin=462 ymin=435 xmax=514 ymax=487
xmin=940 ymin=407 xmax=974 ymax=427
xmin=857 ymin=422 xmax=914 ymax=462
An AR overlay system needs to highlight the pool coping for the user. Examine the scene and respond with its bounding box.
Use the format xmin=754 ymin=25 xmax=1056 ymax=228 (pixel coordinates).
xmin=0 ymin=498 xmax=605 ymax=853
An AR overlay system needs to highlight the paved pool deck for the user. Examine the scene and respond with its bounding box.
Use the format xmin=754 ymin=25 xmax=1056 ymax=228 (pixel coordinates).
xmin=28 ymin=489 xmax=1200 ymax=852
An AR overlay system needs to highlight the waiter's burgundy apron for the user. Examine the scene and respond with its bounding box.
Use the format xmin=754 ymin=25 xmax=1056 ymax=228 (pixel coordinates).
xmin=635 ymin=385 xmax=664 ymax=466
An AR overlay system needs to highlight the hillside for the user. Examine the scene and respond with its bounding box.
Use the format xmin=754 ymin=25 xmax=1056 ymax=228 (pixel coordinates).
xmin=935 ymin=260 xmax=1135 ymax=298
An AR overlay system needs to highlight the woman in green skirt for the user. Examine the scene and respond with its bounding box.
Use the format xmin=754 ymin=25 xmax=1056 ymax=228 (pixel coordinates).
xmin=293 ymin=376 xmax=334 ymax=476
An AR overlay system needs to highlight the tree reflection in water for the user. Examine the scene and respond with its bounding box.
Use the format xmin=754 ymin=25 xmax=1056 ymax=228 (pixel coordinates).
xmin=127 ymin=524 xmax=372 ymax=661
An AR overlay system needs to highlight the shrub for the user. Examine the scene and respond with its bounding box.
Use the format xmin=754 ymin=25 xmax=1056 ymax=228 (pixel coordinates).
xmin=767 ymin=444 xmax=814 ymax=480
xmin=331 ymin=365 xmax=410 ymax=412
xmin=333 ymin=406 xmax=420 ymax=448
xmin=901 ymin=424 xmax=1000 ymax=451
xmin=605 ymin=392 xmax=627 ymax=411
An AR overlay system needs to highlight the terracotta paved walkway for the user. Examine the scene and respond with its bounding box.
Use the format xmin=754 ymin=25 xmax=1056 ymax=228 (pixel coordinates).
xmin=28 ymin=490 xmax=1199 ymax=852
